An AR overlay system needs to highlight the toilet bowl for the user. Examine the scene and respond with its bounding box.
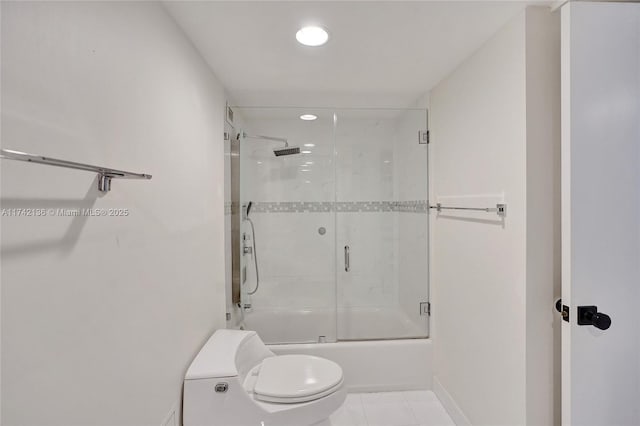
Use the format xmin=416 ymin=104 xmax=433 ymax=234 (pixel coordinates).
xmin=183 ymin=329 xmax=346 ymax=426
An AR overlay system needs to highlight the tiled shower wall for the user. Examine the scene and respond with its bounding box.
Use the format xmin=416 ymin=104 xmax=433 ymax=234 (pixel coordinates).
xmin=239 ymin=108 xmax=428 ymax=340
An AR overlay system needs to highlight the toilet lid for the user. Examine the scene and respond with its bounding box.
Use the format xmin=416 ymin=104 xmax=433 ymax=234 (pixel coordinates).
xmin=253 ymin=355 xmax=343 ymax=403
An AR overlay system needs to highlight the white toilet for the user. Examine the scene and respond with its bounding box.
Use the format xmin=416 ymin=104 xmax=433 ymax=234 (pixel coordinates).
xmin=183 ymin=329 xmax=346 ymax=426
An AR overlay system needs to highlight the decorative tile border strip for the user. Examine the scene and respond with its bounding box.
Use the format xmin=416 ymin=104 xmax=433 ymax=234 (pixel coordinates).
xmin=247 ymin=200 xmax=427 ymax=214
xmin=336 ymin=201 xmax=394 ymax=212
xmin=394 ymin=200 xmax=429 ymax=213
xmin=251 ymin=201 xmax=334 ymax=213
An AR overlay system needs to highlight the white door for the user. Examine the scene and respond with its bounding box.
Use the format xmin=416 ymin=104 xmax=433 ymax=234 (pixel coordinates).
xmin=561 ymin=2 xmax=640 ymax=425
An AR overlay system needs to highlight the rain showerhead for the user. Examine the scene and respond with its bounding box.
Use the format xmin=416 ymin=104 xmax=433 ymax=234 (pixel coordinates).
xmin=273 ymin=146 xmax=301 ymax=157
xmin=242 ymin=132 xmax=300 ymax=157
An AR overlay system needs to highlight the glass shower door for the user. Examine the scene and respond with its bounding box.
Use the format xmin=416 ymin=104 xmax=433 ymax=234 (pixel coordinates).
xmin=334 ymin=108 xmax=429 ymax=340
xmin=236 ymin=107 xmax=337 ymax=344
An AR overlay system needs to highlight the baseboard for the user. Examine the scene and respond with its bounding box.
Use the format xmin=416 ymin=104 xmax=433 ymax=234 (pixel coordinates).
xmin=433 ymin=377 xmax=471 ymax=426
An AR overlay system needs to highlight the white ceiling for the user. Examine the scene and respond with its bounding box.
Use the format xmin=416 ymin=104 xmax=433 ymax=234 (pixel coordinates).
xmin=165 ymin=1 xmax=553 ymax=107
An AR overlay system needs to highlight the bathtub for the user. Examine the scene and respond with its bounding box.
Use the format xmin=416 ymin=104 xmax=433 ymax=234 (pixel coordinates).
xmin=242 ymin=306 xmax=428 ymax=343
xmin=240 ymin=307 xmax=432 ymax=392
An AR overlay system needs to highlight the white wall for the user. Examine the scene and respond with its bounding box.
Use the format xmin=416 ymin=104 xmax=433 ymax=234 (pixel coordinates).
xmin=1 ymin=2 xmax=227 ymax=425
xmin=430 ymin=7 xmax=559 ymax=426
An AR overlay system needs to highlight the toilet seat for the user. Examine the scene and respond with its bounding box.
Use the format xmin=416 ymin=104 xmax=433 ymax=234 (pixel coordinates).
xmin=253 ymin=355 xmax=344 ymax=404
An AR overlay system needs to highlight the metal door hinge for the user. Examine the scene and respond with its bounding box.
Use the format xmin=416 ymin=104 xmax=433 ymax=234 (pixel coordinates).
xmin=225 ymin=312 xmax=231 ymax=321
xmin=420 ymin=302 xmax=431 ymax=316
xmin=418 ymin=130 xmax=429 ymax=145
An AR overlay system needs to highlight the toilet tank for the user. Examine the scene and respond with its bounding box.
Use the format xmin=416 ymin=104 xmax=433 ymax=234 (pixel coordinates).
xmin=183 ymin=330 xmax=274 ymax=426
xmin=185 ymin=329 xmax=274 ymax=381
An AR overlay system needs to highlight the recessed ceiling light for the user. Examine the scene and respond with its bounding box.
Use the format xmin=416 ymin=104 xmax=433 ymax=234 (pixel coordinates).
xmin=305 ymin=161 xmax=314 ymax=165
xmin=301 ymin=150 xmax=312 ymax=154
xmin=300 ymin=114 xmax=318 ymax=121
xmin=300 ymin=169 xmax=310 ymax=172
xmin=304 ymin=143 xmax=315 ymax=147
xmin=296 ymin=26 xmax=329 ymax=47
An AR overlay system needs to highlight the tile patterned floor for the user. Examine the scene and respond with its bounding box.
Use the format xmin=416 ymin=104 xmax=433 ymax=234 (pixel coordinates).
xmin=327 ymin=391 xmax=455 ymax=426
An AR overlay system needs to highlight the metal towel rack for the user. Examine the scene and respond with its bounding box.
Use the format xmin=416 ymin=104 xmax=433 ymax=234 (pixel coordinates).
xmin=0 ymin=148 xmax=152 ymax=193
xmin=430 ymin=202 xmax=507 ymax=218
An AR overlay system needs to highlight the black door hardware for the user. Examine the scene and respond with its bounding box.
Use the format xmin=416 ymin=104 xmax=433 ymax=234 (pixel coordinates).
xmin=555 ymin=299 xmax=570 ymax=322
xmin=577 ymin=306 xmax=611 ymax=330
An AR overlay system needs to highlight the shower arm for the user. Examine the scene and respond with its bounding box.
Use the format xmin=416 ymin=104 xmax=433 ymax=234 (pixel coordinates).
xmin=242 ymin=132 xmax=289 ymax=147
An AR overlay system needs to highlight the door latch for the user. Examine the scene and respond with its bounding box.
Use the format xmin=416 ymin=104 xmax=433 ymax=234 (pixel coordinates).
xmin=555 ymin=299 xmax=569 ymax=322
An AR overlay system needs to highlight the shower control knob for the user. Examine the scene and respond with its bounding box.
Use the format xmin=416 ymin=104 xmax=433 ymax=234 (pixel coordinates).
xmin=577 ymin=305 xmax=611 ymax=330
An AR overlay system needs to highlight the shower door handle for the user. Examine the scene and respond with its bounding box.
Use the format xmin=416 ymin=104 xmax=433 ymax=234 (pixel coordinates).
xmin=344 ymin=245 xmax=350 ymax=272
